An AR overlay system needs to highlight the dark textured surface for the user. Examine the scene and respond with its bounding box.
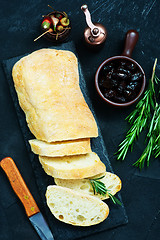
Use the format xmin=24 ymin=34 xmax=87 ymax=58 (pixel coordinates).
xmin=0 ymin=0 xmax=160 ymax=240
xmin=2 ymin=42 xmax=127 ymax=240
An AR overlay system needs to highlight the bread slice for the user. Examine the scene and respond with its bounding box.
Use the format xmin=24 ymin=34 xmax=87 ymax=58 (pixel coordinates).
xmin=46 ymin=185 xmax=109 ymax=226
xmin=29 ymin=138 xmax=91 ymax=157
xmin=54 ymin=172 xmax=121 ymax=200
xmin=39 ymin=152 xmax=106 ymax=179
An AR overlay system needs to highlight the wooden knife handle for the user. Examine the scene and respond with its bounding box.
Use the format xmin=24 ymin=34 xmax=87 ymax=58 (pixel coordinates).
xmin=0 ymin=157 xmax=40 ymax=217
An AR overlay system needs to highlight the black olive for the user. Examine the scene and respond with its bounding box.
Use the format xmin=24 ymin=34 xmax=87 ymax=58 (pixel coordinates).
xmin=118 ymin=67 xmax=131 ymax=76
xmin=113 ymin=95 xmax=126 ymax=103
xmin=98 ymin=78 xmax=105 ymax=87
xmin=110 ymin=79 xmax=118 ymax=88
xmin=131 ymin=72 xmax=143 ymax=81
xmin=117 ymin=84 xmax=125 ymax=94
xmin=117 ymin=72 xmax=128 ymax=80
xmin=120 ymin=61 xmax=127 ymax=68
xmin=104 ymin=89 xmax=116 ymax=99
xmin=124 ymin=89 xmax=132 ymax=99
xmin=100 ymin=78 xmax=111 ymax=89
xmin=127 ymin=63 xmax=137 ymax=72
xmin=106 ymin=72 xmax=112 ymax=80
xmin=103 ymin=64 xmax=114 ymax=72
xmin=126 ymin=81 xmax=139 ymax=91
xmin=111 ymin=71 xmax=127 ymax=81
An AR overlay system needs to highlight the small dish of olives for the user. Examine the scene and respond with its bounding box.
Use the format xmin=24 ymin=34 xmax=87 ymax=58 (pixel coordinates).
xmin=95 ymin=30 xmax=146 ymax=107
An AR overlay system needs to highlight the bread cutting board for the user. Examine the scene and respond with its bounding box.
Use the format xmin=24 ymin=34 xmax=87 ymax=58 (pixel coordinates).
xmin=2 ymin=41 xmax=128 ymax=240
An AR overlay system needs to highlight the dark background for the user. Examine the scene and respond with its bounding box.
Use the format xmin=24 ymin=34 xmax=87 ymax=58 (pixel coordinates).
xmin=0 ymin=0 xmax=160 ymax=239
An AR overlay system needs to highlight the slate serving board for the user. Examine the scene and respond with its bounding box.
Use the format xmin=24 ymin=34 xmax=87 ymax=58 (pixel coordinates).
xmin=2 ymin=41 xmax=128 ymax=240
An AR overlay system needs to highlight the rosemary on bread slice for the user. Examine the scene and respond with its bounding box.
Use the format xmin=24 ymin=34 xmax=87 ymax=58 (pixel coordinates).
xmin=88 ymin=175 xmax=122 ymax=206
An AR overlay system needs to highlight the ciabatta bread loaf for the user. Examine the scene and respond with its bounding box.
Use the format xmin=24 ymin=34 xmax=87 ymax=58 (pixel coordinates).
xmin=46 ymin=185 xmax=109 ymax=226
xmin=39 ymin=152 xmax=106 ymax=179
xmin=54 ymin=172 xmax=121 ymax=200
xmin=29 ymin=138 xmax=91 ymax=157
xmin=12 ymin=49 xmax=98 ymax=142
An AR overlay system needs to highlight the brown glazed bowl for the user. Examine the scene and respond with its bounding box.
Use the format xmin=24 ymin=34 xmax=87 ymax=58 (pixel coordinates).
xmin=41 ymin=11 xmax=71 ymax=43
xmin=95 ymin=30 xmax=146 ymax=107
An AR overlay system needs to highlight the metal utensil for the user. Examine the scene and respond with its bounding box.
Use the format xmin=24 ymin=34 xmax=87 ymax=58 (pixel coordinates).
xmin=0 ymin=157 xmax=54 ymax=240
xmin=81 ymin=4 xmax=107 ymax=48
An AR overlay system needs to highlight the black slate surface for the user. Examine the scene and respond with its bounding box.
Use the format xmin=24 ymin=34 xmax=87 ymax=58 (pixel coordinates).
xmin=2 ymin=42 xmax=127 ymax=240
xmin=0 ymin=0 xmax=160 ymax=240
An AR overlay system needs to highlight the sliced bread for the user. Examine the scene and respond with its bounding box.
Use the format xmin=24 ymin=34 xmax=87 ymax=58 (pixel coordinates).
xmin=39 ymin=152 xmax=106 ymax=179
xmin=54 ymin=171 xmax=122 ymax=200
xmin=46 ymin=185 xmax=109 ymax=226
xmin=29 ymin=138 xmax=91 ymax=157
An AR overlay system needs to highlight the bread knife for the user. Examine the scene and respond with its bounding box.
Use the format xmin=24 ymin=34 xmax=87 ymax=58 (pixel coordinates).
xmin=0 ymin=157 xmax=54 ymax=240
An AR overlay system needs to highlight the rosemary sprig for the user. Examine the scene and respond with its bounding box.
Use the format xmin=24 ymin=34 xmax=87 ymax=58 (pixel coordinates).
xmin=116 ymin=89 xmax=153 ymax=161
xmin=89 ymin=176 xmax=122 ymax=206
xmin=116 ymin=59 xmax=160 ymax=169
xmin=133 ymin=104 xmax=160 ymax=168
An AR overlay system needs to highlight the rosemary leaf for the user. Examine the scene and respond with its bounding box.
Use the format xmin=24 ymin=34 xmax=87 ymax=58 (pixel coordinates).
xmin=108 ymin=192 xmax=122 ymax=206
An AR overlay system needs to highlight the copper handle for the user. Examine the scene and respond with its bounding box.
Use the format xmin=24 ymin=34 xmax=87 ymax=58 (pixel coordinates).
xmin=122 ymin=30 xmax=139 ymax=58
xmin=0 ymin=157 xmax=40 ymax=217
xmin=81 ymin=4 xmax=100 ymax=37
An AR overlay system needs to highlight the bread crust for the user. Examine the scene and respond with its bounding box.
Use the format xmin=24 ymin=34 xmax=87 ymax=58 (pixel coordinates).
xmin=12 ymin=49 xmax=98 ymax=142
xmin=46 ymin=185 xmax=109 ymax=226
xmin=55 ymin=172 xmax=122 ymax=200
xmin=29 ymin=138 xmax=91 ymax=157
xmin=39 ymin=152 xmax=106 ymax=179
